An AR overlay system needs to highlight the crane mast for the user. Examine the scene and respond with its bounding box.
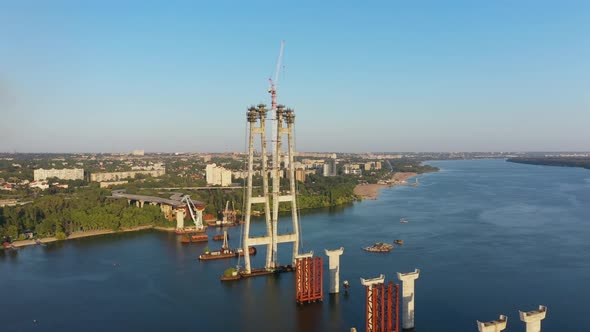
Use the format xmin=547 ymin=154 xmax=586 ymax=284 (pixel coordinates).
xmin=268 ymin=40 xmax=285 ymax=111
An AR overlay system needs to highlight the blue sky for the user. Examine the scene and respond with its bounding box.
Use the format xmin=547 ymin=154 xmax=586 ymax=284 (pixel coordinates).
xmin=1 ymin=1 xmax=589 ymax=153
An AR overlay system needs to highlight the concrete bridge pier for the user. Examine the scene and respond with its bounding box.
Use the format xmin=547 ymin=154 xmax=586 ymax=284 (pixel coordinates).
xmin=176 ymin=209 xmax=185 ymax=229
xmin=325 ymin=247 xmax=344 ymax=294
xmin=477 ymin=315 xmax=507 ymax=332
xmin=397 ymin=269 xmax=420 ymax=330
xmin=519 ymin=305 xmax=547 ymax=332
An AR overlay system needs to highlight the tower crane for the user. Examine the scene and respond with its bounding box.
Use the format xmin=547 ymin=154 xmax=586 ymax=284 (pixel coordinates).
xmin=268 ymin=40 xmax=285 ymax=111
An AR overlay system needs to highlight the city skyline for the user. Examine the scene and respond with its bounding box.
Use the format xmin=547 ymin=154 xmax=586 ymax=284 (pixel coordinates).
xmin=1 ymin=1 xmax=589 ymax=153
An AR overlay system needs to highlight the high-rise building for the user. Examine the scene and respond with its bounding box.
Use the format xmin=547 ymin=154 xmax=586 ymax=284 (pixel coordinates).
xmin=205 ymin=163 xmax=232 ymax=186
xmin=323 ymin=159 xmax=337 ymax=177
xmin=295 ymin=168 xmax=306 ymax=182
xmin=34 ymin=168 xmax=84 ymax=181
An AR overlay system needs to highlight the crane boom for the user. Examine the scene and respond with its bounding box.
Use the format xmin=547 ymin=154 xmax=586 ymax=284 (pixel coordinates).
xmin=269 ymin=40 xmax=285 ymax=110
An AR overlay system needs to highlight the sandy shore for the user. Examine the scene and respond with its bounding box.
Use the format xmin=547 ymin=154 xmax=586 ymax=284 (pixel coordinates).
xmin=354 ymin=172 xmax=418 ymax=200
xmin=10 ymin=225 xmax=163 ymax=248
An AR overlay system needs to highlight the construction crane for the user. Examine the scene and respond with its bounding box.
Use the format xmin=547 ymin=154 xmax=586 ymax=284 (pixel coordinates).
xmin=181 ymin=195 xmax=204 ymax=230
xmin=268 ymin=40 xmax=285 ymax=111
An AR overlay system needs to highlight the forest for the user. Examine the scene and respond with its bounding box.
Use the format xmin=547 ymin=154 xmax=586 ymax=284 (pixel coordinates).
xmin=0 ymin=188 xmax=170 ymax=241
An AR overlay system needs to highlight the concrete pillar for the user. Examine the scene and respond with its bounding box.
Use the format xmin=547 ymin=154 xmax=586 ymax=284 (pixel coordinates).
xmin=195 ymin=208 xmax=204 ymax=230
xmin=324 ymin=247 xmax=344 ymax=294
xmin=519 ymin=305 xmax=547 ymax=332
xmin=258 ymin=108 xmax=273 ymax=270
xmin=286 ymin=113 xmax=300 ymax=265
xmin=397 ymin=269 xmax=420 ymax=330
xmin=176 ymin=209 xmax=184 ymax=229
xmin=477 ymin=315 xmax=507 ymax=332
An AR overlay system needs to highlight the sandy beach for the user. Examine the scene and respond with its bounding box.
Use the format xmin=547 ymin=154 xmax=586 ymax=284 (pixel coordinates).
xmin=354 ymin=172 xmax=418 ymax=200
xmin=10 ymin=225 xmax=160 ymax=248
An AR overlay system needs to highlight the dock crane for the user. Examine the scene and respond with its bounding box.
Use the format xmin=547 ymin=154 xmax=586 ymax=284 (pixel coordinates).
xmin=181 ymin=195 xmax=205 ymax=231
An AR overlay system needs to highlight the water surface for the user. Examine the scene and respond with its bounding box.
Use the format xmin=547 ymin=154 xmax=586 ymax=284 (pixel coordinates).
xmin=2 ymin=159 xmax=589 ymax=331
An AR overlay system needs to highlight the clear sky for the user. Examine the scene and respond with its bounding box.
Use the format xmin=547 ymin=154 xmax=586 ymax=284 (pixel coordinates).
xmin=1 ymin=0 xmax=589 ymax=153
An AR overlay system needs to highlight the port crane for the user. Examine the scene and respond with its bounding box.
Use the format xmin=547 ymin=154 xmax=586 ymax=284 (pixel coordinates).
xmin=181 ymin=195 xmax=205 ymax=230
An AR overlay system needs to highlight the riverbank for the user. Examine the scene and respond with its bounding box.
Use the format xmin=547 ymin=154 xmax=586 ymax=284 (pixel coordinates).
xmin=354 ymin=172 xmax=418 ymax=200
xmin=10 ymin=225 xmax=170 ymax=248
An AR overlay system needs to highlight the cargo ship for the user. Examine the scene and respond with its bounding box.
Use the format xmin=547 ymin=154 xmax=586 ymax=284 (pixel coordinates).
xmin=180 ymin=233 xmax=208 ymax=243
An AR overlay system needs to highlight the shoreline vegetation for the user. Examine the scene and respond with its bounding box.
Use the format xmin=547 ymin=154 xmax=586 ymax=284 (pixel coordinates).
xmin=2 ymin=160 xmax=438 ymax=247
xmin=507 ymin=157 xmax=590 ymax=170
xmin=11 ymin=225 xmax=175 ymax=248
xmin=354 ymin=172 xmax=418 ymax=200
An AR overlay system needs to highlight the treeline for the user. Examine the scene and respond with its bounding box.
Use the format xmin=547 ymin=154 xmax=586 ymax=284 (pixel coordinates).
xmin=181 ymin=174 xmax=358 ymax=216
xmin=507 ymin=157 xmax=590 ymax=170
xmin=295 ymin=174 xmax=358 ymax=209
xmin=0 ymin=188 xmax=169 ymax=241
xmin=388 ymin=160 xmax=439 ymax=173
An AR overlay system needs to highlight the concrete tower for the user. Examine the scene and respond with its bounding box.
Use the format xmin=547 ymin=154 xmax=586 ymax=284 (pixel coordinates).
xmin=519 ymin=305 xmax=547 ymax=332
xmin=325 ymin=247 xmax=344 ymax=294
xmin=397 ymin=269 xmax=420 ymax=330
xmin=242 ymin=104 xmax=300 ymax=274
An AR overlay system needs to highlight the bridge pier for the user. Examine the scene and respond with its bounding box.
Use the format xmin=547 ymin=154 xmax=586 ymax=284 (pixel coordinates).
xmin=397 ymin=269 xmax=420 ymax=330
xmin=519 ymin=306 xmax=547 ymax=332
xmin=477 ymin=315 xmax=507 ymax=332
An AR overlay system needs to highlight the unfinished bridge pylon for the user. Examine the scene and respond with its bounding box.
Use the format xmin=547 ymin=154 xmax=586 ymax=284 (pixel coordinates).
xmin=242 ymin=104 xmax=300 ymax=274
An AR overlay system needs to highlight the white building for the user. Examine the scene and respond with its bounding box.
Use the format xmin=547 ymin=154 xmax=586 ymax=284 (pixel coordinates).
xmin=323 ymin=159 xmax=337 ymax=177
xmin=34 ymin=168 xmax=84 ymax=181
xmin=205 ymin=163 xmax=232 ymax=187
xmin=29 ymin=181 xmax=49 ymax=190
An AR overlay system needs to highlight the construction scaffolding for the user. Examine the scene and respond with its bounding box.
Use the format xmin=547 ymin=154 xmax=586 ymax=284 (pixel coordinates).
xmin=362 ymin=276 xmax=399 ymax=332
xmin=295 ymin=253 xmax=323 ymax=304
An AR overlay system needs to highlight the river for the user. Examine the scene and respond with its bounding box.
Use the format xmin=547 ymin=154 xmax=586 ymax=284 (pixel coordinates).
xmin=2 ymin=159 xmax=589 ymax=331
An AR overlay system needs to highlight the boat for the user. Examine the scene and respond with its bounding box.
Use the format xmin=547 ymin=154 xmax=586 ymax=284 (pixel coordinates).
xmin=180 ymin=233 xmax=208 ymax=243
xmin=400 ymin=218 xmax=409 ymax=224
xmin=213 ymin=233 xmax=230 ymax=241
xmin=220 ymin=266 xmax=241 ymax=281
xmin=175 ymin=226 xmax=206 ymax=235
xmin=199 ymin=246 xmax=257 ymax=260
xmin=363 ymin=242 xmax=394 ymax=253
xmin=199 ymin=231 xmax=255 ymax=260
xmin=394 ymin=239 xmax=404 ymax=245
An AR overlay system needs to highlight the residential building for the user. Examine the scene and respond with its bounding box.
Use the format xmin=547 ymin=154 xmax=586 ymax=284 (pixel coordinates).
xmin=205 ymin=163 xmax=232 ymax=187
xmin=90 ymin=169 xmax=165 ymax=182
xmin=33 ymin=168 xmax=84 ymax=181
xmin=295 ymin=168 xmax=306 ymax=182
xmin=323 ymin=159 xmax=337 ymax=177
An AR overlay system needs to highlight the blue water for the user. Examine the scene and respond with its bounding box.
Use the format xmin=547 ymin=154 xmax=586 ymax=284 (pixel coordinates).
xmin=2 ymin=159 xmax=589 ymax=331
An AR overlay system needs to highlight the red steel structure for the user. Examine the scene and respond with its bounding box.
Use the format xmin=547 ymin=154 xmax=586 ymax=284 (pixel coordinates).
xmin=365 ymin=282 xmax=399 ymax=332
xmin=295 ymin=256 xmax=323 ymax=304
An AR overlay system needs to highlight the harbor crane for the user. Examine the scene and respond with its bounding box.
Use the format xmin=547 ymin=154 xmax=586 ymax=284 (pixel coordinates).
xmin=181 ymin=195 xmax=204 ymax=230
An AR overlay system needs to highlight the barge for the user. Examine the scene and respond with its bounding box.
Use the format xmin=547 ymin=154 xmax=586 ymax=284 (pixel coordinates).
xmin=180 ymin=233 xmax=208 ymax=243
xmin=363 ymin=242 xmax=394 ymax=253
